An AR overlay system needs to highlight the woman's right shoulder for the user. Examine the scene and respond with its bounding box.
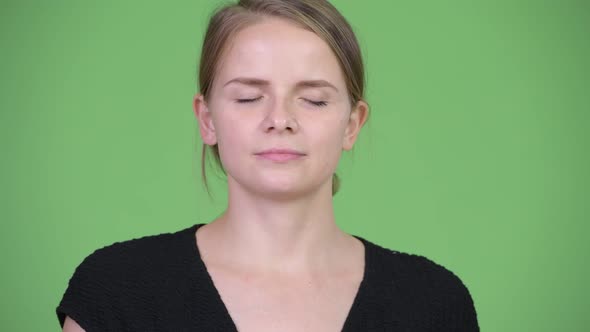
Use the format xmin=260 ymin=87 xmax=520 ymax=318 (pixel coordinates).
xmin=56 ymin=225 xmax=198 ymax=330
xmin=83 ymin=229 xmax=181 ymax=262
xmin=74 ymin=223 xmax=202 ymax=284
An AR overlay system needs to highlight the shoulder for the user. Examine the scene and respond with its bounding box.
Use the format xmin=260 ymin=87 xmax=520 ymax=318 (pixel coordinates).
xmin=361 ymin=238 xmax=479 ymax=330
xmin=56 ymin=225 xmax=196 ymax=329
xmin=72 ymin=228 xmax=185 ymax=282
xmin=364 ymin=238 xmax=473 ymax=297
xmin=81 ymin=227 xmax=185 ymax=268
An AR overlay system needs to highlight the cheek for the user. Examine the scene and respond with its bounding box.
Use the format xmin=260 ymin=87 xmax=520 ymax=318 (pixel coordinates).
xmin=317 ymin=116 xmax=347 ymax=148
xmin=317 ymin=130 xmax=343 ymax=153
xmin=312 ymin=125 xmax=346 ymax=168
xmin=212 ymin=113 xmax=249 ymax=167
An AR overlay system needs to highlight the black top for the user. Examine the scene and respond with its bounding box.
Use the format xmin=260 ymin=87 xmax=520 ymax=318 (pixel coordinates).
xmin=56 ymin=223 xmax=479 ymax=331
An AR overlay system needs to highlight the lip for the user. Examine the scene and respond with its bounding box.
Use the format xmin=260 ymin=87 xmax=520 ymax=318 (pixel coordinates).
xmin=255 ymin=148 xmax=306 ymax=155
xmin=254 ymin=148 xmax=306 ymax=162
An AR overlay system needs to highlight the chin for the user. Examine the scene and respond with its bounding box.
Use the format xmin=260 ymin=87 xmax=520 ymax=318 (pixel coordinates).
xmin=229 ymin=172 xmax=322 ymax=198
xmin=258 ymin=181 xmax=303 ymax=194
xmin=242 ymin=179 xmax=305 ymax=197
xmin=256 ymin=178 xmax=331 ymax=199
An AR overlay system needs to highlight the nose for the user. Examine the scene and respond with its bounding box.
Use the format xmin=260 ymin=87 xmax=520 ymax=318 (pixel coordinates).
xmin=262 ymin=99 xmax=299 ymax=133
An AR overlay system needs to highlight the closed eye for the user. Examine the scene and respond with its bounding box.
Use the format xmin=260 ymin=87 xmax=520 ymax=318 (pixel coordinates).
xmin=236 ymin=96 xmax=263 ymax=103
xmin=236 ymin=97 xmax=327 ymax=107
xmin=304 ymin=99 xmax=327 ymax=107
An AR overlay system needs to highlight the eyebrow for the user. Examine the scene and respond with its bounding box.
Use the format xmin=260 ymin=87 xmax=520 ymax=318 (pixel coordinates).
xmin=223 ymin=77 xmax=339 ymax=92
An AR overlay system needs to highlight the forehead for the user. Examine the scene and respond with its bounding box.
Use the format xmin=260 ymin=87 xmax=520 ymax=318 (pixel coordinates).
xmin=215 ymin=17 xmax=346 ymax=90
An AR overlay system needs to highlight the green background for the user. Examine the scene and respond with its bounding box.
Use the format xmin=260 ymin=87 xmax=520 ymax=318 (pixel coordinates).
xmin=2 ymin=0 xmax=588 ymax=330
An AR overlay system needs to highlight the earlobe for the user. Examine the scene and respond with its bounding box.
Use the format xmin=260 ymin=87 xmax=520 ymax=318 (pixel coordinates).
xmin=193 ymin=94 xmax=217 ymax=146
xmin=342 ymin=100 xmax=369 ymax=151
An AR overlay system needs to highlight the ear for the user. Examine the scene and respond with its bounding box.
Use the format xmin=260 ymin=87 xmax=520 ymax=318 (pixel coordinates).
xmin=342 ymin=100 xmax=369 ymax=151
xmin=193 ymin=93 xmax=217 ymax=145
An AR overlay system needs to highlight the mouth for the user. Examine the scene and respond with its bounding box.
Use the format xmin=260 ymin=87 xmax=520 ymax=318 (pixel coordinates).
xmin=254 ymin=149 xmax=307 ymax=162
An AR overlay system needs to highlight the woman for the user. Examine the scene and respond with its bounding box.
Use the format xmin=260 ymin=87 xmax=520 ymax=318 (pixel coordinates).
xmin=57 ymin=0 xmax=479 ymax=331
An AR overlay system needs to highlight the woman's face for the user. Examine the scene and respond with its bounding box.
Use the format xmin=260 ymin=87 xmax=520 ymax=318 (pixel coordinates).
xmin=194 ymin=17 xmax=368 ymax=199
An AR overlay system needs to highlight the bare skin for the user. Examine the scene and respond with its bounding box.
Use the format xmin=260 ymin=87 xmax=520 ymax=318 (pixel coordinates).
xmin=63 ymin=316 xmax=85 ymax=332
xmin=191 ymin=16 xmax=369 ymax=331
xmin=195 ymin=216 xmax=365 ymax=332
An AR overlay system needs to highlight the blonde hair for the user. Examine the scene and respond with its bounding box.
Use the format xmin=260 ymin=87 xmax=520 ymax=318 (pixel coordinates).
xmin=197 ymin=0 xmax=367 ymax=197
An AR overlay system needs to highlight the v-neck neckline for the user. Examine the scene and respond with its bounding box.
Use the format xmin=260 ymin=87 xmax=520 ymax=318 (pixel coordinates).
xmin=187 ymin=223 xmax=371 ymax=331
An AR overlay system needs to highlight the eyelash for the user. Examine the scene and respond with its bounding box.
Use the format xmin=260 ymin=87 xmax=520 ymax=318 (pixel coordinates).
xmin=236 ymin=97 xmax=263 ymax=104
xmin=235 ymin=97 xmax=327 ymax=107
xmin=307 ymin=100 xmax=327 ymax=107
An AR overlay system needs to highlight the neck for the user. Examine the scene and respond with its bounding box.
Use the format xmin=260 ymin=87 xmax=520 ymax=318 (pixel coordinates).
xmin=210 ymin=175 xmax=347 ymax=274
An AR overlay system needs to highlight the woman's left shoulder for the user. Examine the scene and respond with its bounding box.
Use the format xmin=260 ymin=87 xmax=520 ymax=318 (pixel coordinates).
xmin=361 ymin=237 xmax=479 ymax=329
xmin=364 ymin=238 xmax=472 ymax=292
xmin=365 ymin=240 xmax=480 ymax=306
